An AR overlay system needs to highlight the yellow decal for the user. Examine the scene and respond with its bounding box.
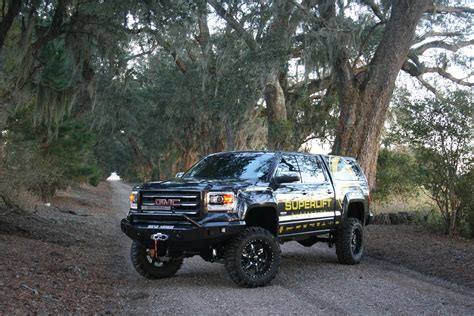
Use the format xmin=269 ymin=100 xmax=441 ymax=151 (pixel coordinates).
xmin=279 ymin=219 xmax=335 ymax=234
xmin=284 ymin=199 xmax=332 ymax=211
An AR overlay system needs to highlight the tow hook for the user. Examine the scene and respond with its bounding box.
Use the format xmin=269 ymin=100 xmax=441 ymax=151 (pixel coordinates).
xmin=151 ymin=233 xmax=169 ymax=241
xmin=150 ymin=233 xmax=169 ymax=258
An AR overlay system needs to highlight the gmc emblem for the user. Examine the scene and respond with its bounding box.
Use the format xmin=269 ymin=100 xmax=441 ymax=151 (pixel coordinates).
xmin=155 ymin=198 xmax=181 ymax=207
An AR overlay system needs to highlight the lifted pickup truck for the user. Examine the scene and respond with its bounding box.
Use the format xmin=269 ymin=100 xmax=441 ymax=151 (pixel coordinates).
xmin=121 ymin=151 xmax=372 ymax=287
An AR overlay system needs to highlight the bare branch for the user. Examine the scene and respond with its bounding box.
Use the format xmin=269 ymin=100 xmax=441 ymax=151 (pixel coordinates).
xmin=207 ymin=0 xmax=257 ymax=52
xmin=423 ymin=67 xmax=474 ymax=87
xmin=415 ymin=76 xmax=445 ymax=99
xmin=141 ymin=29 xmax=188 ymax=73
xmin=414 ymin=39 xmax=474 ymax=55
xmin=125 ymin=43 xmax=159 ymax=62
xmin=288 ymin=77 xmax=332 ymax=96
xmin=289 ymin=0 xmax=325 ymax=24
xmin=361 ymin=0 xmax=386 ymax=22
xmin=425 ymin=4 xmax=474 ymax=15
xmin=353 ymin=21 xmax=385 ymax=68
xmin=417 ymin=31 xmax=464 ymax=42
xmin=402 ymin=60 xmax=474 ymax=87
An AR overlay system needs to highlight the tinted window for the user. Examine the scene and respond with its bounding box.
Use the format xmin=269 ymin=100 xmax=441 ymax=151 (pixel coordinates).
xmin=297 ymin=155 xmax=326 ymax=183
xmin=183 ymin=153 xmax=275 ymax=181
xmin=328 ymin=157 xmax=362 ymax=181
xmin=275 ymin=154 xmax=300 ymax=177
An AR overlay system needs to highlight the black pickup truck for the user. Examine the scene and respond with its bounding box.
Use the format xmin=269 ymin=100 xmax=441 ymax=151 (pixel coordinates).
xmin=121 ymin=151 xmax=372 ymax=287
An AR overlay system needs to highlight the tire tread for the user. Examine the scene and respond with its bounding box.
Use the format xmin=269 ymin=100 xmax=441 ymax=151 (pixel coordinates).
xmin=335 ymin=217 xmax=364 ymax=265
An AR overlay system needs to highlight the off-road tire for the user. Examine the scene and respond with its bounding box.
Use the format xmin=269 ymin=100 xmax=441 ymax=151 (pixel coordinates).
xmin=131 ymin=241 xmax=183 ymax=279
xmin=224 ymin=227 xmax=281 ymax=288
xmin=335 ymin=217 xmax=364 ymax=265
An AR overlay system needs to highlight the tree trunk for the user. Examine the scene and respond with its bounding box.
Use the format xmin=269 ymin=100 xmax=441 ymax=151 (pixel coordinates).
xmin=265 ymin=67 xmax=292 ymax=150
xmin=128 ymin=137 xmax=153 ymax=182
xmin=263 ymin=0 xmax=295 ymax=150
xmin=0 ymin=0 xmax=21 ymax=60
xmin=332 ymin=0 xmax=430 ymax=188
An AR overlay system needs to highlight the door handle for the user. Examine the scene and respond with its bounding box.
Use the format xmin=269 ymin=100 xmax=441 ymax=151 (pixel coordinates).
xmin=327 ymin=189 xmax=333 ymax=195
xmin=302 ymin=190 xmax=309 ymax=195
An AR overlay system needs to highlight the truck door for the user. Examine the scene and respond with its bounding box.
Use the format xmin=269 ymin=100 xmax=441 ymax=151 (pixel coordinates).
xmin=295 ymin=154 xmax=336 ymax=230
xmin=273 ymin=154 xmax=306 ymax=236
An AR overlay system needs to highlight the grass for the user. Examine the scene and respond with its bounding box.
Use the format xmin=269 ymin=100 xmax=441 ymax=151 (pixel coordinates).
xmin=372 ymin=192 xmax=473 ymax=238
xmin=371 ymin=191 xmax=435 ymax=215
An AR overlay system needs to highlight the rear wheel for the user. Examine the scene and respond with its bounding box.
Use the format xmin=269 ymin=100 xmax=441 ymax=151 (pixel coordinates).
xmin=224 ymin=227 xmax=281 ymax=288
xmin=131 ymin=241 xmax=183 ymax=279
xmin=335 ymin=218 xmax=364 ymax=265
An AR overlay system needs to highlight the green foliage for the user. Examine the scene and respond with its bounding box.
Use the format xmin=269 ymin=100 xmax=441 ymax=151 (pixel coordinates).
xmin=268 ymin=119 xmax=293 ymax=150
xmin=456 ymin=170 xmax=474 ymax=238
xmin=2 ymin=107 xmax=100 ymax=200
xmin=388 ymin=90 xmax=473 ymax=235
xmin=374 ymin=148 xmax=419 ymax=200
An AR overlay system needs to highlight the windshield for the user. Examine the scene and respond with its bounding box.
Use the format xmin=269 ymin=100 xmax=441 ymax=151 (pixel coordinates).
xmin=182 ymin=152 xmax=275 ymax=181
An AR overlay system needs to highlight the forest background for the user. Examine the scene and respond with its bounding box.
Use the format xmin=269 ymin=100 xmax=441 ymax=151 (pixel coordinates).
xmin=0 ymin=0 xmax=472 ymax=236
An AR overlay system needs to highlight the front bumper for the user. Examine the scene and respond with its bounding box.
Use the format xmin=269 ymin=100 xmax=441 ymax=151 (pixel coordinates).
xmin=120 ymin=217 xmax=245 ymax=251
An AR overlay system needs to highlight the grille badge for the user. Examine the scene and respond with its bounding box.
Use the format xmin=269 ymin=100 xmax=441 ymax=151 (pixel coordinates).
xmin=155 ymin=198 xmax=181 ymax=207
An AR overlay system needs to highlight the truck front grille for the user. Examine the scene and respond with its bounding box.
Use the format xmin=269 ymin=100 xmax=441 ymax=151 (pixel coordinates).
xmin=139 ymin=190 xmax=202 ymax=217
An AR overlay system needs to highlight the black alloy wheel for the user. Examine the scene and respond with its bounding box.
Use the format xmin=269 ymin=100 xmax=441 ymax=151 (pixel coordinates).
xmin=350 ymin=226 xmax=363 ymax=256
xmin=241 ymin=239 xmax=272 ymax=278
xmin=225 ymin=227 xmax=281 ymax=287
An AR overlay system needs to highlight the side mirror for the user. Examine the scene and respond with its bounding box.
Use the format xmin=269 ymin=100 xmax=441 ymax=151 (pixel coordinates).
xmin=175 ymin=172 xmax=185 ymax=179
xmin=274 ymin=171 xmax=300 ymax=184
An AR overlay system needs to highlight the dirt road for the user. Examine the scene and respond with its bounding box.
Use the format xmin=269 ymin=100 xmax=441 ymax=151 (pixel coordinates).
xmin=109 ymin=181 xmax=474 ymax=315
xmin=1 ymin=181 xmax=473 ymax=314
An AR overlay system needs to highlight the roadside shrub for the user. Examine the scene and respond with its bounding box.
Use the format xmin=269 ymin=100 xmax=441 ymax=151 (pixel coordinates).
xmin=388 ymin=90 xmax=472 ymax=236
xmin=374 ymin=148 xmax=419 ymax=201
xmin=1 ymin=107 xmax=101 ymax=202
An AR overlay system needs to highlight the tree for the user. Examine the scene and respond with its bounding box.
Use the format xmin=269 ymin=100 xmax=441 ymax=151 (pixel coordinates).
xmin=208 ymin=0 xmax=474 ymax=187
xmin=390 ymin=90 xmax=473 ymax=235
xmin=92 ymin=0 xmax=268 ymax=180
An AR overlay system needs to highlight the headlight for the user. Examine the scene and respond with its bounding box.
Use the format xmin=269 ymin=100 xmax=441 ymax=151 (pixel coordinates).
xmin=206 ymin=192 xmax=236 ymax=212
xmin=129 ymin=191 xmax=138 ymax=210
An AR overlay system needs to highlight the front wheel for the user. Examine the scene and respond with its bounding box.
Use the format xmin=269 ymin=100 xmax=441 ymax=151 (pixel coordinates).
xmin=131 ymin=241 xmax=183 ymax=279
xmin=335 ymin=218 xmax=365 ymax=265
xmin=224 ymin=227 xmax=281 ymax=288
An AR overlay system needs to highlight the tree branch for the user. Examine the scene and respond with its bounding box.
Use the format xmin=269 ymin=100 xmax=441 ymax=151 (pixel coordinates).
xmin=361 ymin=0 xmax=386 ymax=22
xmin=414 ymin=39 xmax=474 ymax=55
xmin=31 ymin=0 xmax=67 ymax=52
xmin=417 ymin=31 xmax=464 ymax=42
xmin=146 ymin=30 xmax=188 ymax=73
xmin=402 ymin=60 xmax=474 ymax=87
xmin=415 ymin=76 xmax=444 ymax=99
xmin=289 ymin=76 xmax=332 ymax=96
xmin=423 ymin=67 xmax=474 ymax=87
xmin=353 ymin=21 xmax=385 ymax=68
xmin=207 ymin=0 xmax=257 ymax=52
xmin=425 ymin=4 xmax=474 ymax=15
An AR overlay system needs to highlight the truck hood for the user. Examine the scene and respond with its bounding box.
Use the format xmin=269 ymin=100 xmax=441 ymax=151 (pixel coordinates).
xmin=139 ymin=178 xmax=265 ymax=193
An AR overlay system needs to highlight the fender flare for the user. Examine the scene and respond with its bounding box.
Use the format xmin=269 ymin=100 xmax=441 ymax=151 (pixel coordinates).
xmin=341 ymin=193 xmax=368 ymax=224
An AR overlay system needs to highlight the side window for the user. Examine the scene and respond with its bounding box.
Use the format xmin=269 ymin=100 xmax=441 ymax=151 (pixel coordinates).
xmin=297 ymin=155 xmax=327 ymax=184
xmin=328 ymin=157 xmax=361 ymax=181
xmin=348 ymin=160 xmax=364 ymax=179
xmin=275 ymin=154 xmax=300 ymax=177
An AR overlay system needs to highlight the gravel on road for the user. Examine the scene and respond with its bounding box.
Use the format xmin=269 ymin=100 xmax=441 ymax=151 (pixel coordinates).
xmin=0 ymin=181 xmax=472 ymax=314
